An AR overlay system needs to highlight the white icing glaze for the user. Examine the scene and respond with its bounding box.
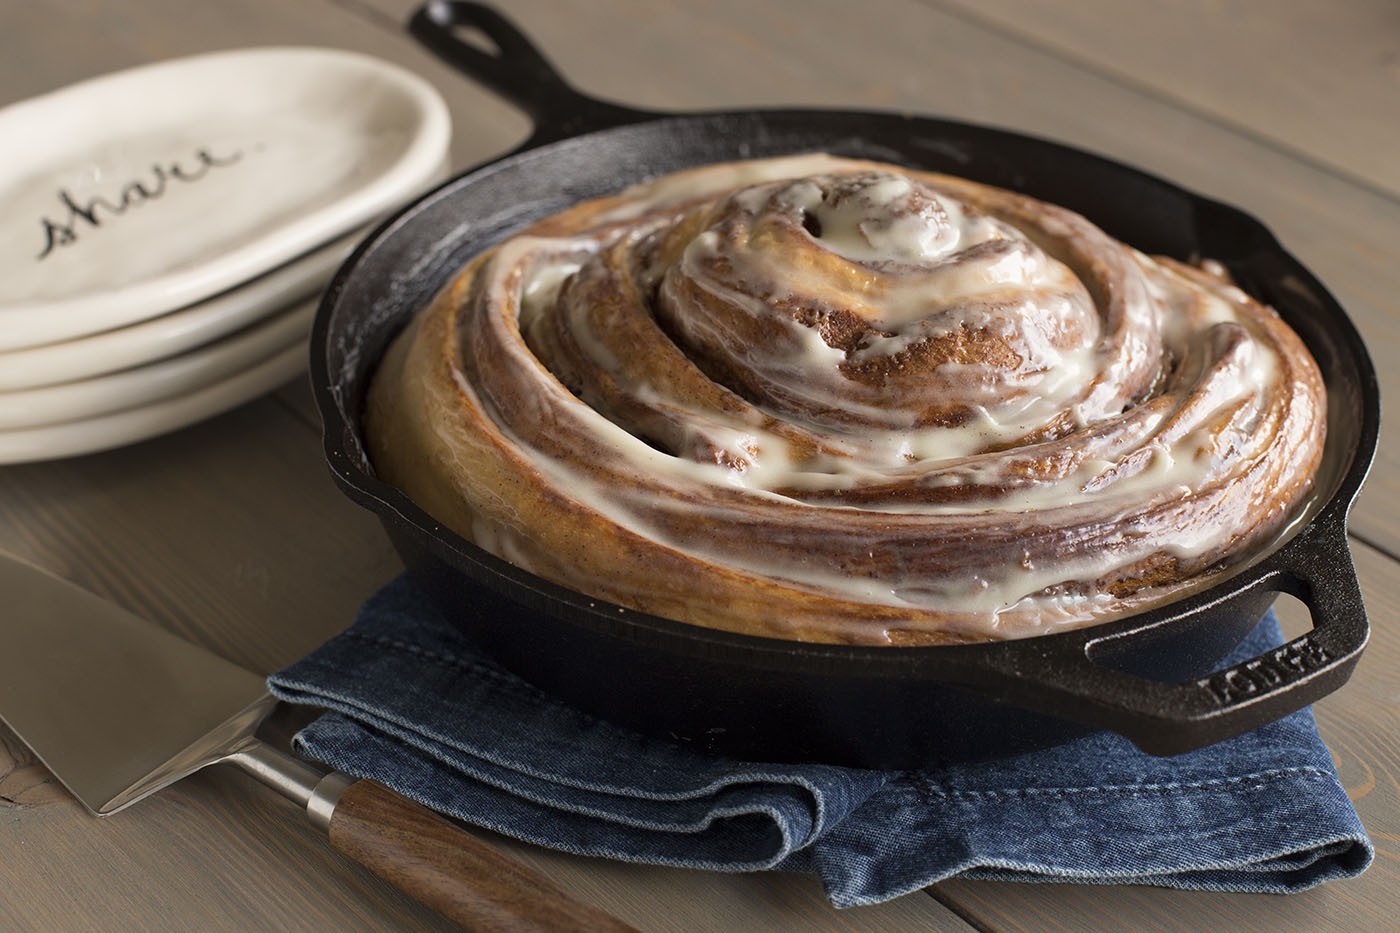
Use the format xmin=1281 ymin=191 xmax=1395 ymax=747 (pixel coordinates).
xmin=379 ymin=154 xmax=1325 ymax=642
xmin=531 ymin=160 xmax=1290 ymax=616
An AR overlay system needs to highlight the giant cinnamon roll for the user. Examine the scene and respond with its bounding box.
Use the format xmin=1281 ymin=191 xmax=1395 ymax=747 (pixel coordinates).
xmin=365 ymin=154 xmax=1325 ymax=645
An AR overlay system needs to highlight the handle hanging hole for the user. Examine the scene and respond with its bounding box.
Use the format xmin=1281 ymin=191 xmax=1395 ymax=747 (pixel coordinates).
xmin=450 ymin=24 xmax=501 ymax=58
xmin=1270 ymin=591 xmax=1315 ymax=642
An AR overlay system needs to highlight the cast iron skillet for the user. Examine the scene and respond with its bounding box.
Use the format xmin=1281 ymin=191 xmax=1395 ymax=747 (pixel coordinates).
xmin=311 ymin=1 xmax=1380 ymax=768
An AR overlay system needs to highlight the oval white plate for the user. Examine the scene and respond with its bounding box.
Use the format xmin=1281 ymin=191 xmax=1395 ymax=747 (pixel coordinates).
xmin=0 ymin=339 xmax=309 ymax=464
xmin=0 ymin=298 xmax=316 ymax=431
xmin=0 ymin=47 xmax=450 ymax=350
xmin=0 ymin=226 xmax=362 ymax=391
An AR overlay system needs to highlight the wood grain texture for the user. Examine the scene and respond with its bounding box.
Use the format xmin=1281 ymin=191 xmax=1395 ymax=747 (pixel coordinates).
xmin=0 ymin=729 xmax=67 ymax=810
xmin=472 ymin=829 xmax=980 ymax=933
xmin=0 ymin=394 xmax=400 ymax=676
xmin=2 ymin=0 xmax=1396 ymax=930
xmin=0 ymin=753 xmax=458 ymax=931
xmin=329 ymin=779 xmax=636 ymax=931
xmin=928 ymin=0 xmax=1400 ymax=198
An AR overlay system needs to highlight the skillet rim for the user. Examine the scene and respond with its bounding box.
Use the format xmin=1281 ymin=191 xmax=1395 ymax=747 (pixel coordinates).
xmin=308 ymin=105 xmax=1378 ymax=752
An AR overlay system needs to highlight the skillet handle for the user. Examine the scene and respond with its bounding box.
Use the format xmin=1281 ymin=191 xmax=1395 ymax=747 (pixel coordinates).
xmin=408 ymin=1 xmax=654 ymax=145
xmin=989 ymin=517 xmax=1368 ymax=756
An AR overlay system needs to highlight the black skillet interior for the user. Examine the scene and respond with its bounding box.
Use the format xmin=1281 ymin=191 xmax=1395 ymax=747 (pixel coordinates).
xmin=310 ymin=2 xmax=1379 ymax=768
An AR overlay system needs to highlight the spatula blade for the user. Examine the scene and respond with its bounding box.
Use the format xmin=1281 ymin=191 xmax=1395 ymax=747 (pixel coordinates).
xmin=0 ymin=555 xmax=275 ymax=814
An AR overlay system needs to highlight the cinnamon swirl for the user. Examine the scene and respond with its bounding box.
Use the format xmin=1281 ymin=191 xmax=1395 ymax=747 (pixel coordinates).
xmin=365 ymin=154 xmax=1325 ymax=645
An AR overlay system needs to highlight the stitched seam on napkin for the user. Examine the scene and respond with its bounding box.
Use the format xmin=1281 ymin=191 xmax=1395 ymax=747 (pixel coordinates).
xmin=910 ymin=767 xmax=1337 ymax=799
xmin=321 ymin=631 xmax=859 ymax=833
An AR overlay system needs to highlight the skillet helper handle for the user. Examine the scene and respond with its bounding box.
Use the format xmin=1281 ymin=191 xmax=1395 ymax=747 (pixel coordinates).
xmin=408 ymin=1 xmax=650 ymax=143
xmin=993 ymin=520 xmax=1369 ymax=756
xmin=326 ymin=779 xmax=636 ymax=932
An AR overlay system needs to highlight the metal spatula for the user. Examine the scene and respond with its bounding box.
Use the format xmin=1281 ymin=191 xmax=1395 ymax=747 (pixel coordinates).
xmin=0 ymin=553 xmax=633 ymax=931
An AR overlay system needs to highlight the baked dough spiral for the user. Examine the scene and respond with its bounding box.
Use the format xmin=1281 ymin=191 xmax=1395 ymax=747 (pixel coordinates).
xmin=365 ymin=154 xmax=1325 ymax=645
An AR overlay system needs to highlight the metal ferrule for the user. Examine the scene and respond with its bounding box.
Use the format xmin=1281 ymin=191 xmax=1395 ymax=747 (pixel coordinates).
xmin=227 ymin=739 xmax=355 ymax=829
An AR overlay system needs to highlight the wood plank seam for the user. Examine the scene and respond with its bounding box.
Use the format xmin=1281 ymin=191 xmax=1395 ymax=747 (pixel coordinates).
xmin=910 ymin=0 xmax=1400 ymax=208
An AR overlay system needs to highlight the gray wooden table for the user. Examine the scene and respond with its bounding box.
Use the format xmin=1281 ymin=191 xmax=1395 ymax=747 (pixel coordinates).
xmin=2 ymin=1 xmax=1396 ymax=929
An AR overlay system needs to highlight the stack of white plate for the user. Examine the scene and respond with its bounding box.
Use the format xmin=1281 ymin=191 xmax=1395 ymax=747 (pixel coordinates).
xmin=0 ymin=48 xmax=452 ymax=463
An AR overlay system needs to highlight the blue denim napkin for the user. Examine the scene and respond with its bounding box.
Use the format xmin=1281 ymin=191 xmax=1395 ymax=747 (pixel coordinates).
xmin=268 ymin=574 xmax=1371 ymax=907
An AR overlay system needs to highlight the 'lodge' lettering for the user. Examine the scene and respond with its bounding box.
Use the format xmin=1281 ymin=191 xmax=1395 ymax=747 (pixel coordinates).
xmin=34 ymin=147 xmax=243 ymax=260
xmin=1203 ymin=635 xmax=1331 ymax=704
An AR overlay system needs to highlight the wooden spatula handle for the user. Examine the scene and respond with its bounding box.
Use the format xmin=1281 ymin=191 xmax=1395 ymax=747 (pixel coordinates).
xmin=328 ymin=779 xmax=636 ymax=932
